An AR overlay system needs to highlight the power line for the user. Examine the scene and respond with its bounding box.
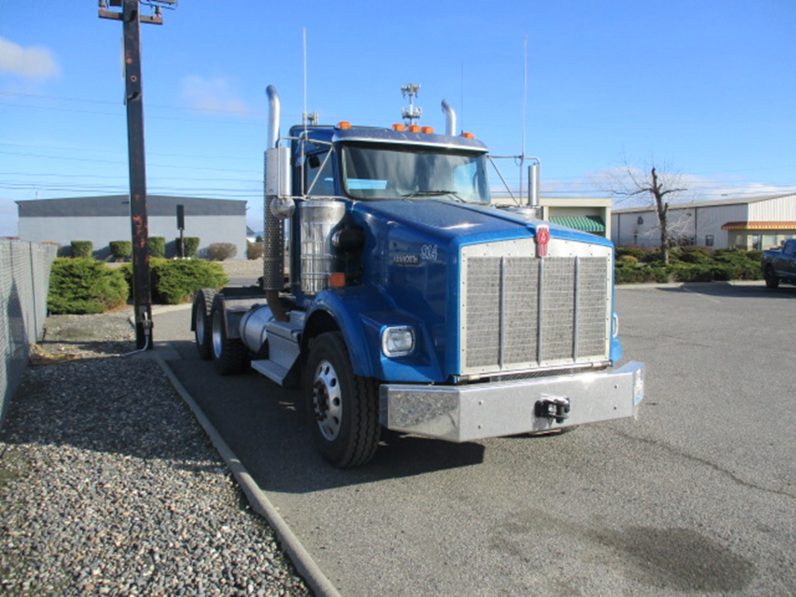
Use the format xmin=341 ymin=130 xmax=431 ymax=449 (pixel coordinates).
xmin=0 ymin=149 xmax=260 ymax=175
xmin=0 ymin=140 xmax=255 ymax=162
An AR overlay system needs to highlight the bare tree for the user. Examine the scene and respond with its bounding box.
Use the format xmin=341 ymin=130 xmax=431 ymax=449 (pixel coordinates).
xmin=615 ymin=165 xmax=687 ymax=265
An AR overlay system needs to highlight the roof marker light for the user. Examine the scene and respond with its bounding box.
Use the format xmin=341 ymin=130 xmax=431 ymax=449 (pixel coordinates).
xmin=392 ymin=123 xmax=406 ymax=132
xmin=461 ymin=131 xmax=475 ymax=139
xmin=408 ymin=124 xmax=421 ymax=133
xmin=337 ymin=121 xmax=351 ymax=130
xmin=421 ymin=126 xmax=434 ymax=134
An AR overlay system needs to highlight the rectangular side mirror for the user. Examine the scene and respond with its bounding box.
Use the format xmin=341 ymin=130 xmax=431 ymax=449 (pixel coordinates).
xmin=265 ymin=147 xmax=292 ymax=198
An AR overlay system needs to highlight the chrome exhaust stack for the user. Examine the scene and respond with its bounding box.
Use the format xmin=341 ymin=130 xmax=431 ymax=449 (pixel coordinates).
xmin=441 ymin=99 xmax=457 ymax=136
xmin=266 ymin=85 xmax=280 ymax=148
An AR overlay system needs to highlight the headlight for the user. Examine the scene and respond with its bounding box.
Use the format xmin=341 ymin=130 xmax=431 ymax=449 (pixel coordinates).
xmin=381 ymin=326 xmax=415 ymax=357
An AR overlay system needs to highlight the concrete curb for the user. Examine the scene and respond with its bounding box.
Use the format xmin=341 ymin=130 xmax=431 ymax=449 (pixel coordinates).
xmin=617 ymin=280 xmax=766 ymax=290
xmin=154 ymin=355 xmax=341 ymax=597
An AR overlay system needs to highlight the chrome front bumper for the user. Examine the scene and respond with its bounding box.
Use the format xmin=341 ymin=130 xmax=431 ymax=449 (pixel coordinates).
xmin=379 ymin=362 xmax=645 ymax=442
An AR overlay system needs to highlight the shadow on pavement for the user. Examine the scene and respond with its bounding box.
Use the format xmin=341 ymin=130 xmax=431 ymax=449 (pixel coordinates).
xmin=656 ymin=282 xmax=796 ymax=300
xmin=166 ymin=342 xmax=486 ymax=493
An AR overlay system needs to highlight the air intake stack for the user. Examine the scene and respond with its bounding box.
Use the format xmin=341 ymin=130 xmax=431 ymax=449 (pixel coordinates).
xmin=263 ymin=85 xmax=291 ymax=321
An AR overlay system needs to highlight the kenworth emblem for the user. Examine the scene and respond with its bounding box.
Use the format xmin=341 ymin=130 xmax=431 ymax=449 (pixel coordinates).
xmin=535 ymin=225 xmax=550 ymax=258
xmin=393 ymin=254 xmax=420 ymax=266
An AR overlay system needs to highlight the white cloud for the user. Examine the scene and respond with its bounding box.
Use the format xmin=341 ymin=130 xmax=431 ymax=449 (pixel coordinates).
xmin=180 ymin=75 xmax=248 ymax=114
xmin=0 ymin=37 xmax=60 ymax=80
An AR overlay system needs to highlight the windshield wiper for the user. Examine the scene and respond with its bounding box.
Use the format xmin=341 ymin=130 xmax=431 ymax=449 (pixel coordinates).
xmin=401 ymin=189 xmax=466 ymax=202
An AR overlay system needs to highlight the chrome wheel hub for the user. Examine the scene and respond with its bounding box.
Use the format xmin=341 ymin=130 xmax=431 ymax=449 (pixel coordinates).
xmin=195 ymin=304 xmax=205 ymax=344
xmin=211 ymin=310 xmax=223 ymax=358
xmin=312 ymin=359 xmax=342 ymax=441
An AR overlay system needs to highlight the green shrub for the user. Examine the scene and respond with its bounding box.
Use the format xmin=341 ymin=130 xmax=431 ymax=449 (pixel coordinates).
xmin=48 ymin=258 xmax=128 ymax=314
xmin=109 ymin=240 xmax=132 ymax=261
xmin=618 ymin=254 xmax=639 ymax=266
xmin=207 ymin=242 xmax=237 ymax=261
xmin=615 ymin=265 xmax=666 ymax=284
xmin=746 ymin=249 xmax=763 ymax=263
xmin=614 ymin=266 xmax=644 ymax=284
xmin=614 ymin=251 xmax=764 ymax=285
xmin=641 ymin=250 xmax=665 ymax=264
xmin=678 ymin=246 xmax=714 ymax=264
xmin=713 ymin=250 xmax=762 ymax=279
xmin=70 ymin=240 xmax=93 ymax=258
xmin=176 ymin=236 xmax=200 ymax=258
xmin=150 ymin=259 xmax=227 ymax=304
xmin=712 ymin=260 xmax=761 ymax=281
xmin=615 ymin=246 xmax=652 ymax=261
xmin=147 ymin=236 xmax=166 ymax=258
xmin=246 ymin=241 xmax=264 ymax=260
xmin=668 ymin=264 xmax=714 ymax=282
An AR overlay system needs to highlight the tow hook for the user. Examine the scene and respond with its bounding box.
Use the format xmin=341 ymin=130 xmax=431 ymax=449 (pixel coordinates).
xmin=535 ymin=396 xmax=571 ymax=424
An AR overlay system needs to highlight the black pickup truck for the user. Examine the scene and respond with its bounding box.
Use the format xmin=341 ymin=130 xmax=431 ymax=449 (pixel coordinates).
xmin=762 ymin=239 xmax=796 ymax=288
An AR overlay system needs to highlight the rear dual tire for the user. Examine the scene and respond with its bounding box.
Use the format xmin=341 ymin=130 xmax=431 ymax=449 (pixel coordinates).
xmin=193 ymin=288 xmax=216 ymax=360
xmin=211 ymin=300 xmax=249 ymax=375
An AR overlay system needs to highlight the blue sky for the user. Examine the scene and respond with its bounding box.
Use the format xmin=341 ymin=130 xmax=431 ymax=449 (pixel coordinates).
xmin=1 ymin=0 xmax=794 ymax=235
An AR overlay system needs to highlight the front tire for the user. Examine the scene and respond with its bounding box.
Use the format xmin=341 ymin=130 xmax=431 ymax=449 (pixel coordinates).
xmin=211 ymin=301 xmax=249 ymax=375
xmin=305 ymin=332 xmax=380 ymax=468
xmin=193 ymin=288 xmax=216 ymax=360
xmin=764 ymin=265 xmax=779 ymax=289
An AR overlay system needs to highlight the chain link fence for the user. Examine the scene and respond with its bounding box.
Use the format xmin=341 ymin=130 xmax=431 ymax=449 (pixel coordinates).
xmin=1 ymin=239 xmax=58 ymax=425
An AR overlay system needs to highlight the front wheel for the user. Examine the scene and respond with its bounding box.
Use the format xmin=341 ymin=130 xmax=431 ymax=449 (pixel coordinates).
xmin=304 ymin=332 xmax=380 ymax=468
xmin=764 ymin=265 xmax=779 ymax=289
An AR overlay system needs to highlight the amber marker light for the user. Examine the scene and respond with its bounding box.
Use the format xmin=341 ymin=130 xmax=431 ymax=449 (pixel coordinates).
xmin=408 ymin=124 xmax=421 ymax=133
xmin=328 ymin=272 xmax=346 ymax=288
xmin=392 ymin=123 xmax=406 ymax=132
xmin=461 ymin=131 xmax=475 ymax=139
xmin=337 ymin=121 xmax=352 ymax=130
xmin=421 ymin=126 xmax=434 ymax=134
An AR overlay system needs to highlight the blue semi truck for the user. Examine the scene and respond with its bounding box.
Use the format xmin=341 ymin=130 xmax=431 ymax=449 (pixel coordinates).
xmin=192 ymin=85 xmax=645 ymax=467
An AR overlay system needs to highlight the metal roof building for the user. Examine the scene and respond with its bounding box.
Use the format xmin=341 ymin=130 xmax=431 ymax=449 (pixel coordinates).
xmin=16 ymin=195 xmax=248 ymax=259
xmin=611 ymin=193 xmax=796 ymax=250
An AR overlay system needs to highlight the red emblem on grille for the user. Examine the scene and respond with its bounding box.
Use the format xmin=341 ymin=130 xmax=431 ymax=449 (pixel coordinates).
xmin=535 ymin=225 xmax=550 ymax=258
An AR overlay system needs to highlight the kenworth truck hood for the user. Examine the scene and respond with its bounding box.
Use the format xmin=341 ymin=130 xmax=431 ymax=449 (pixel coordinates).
xmin=352 ymin=199 xmax=612 ymax=248
xmin=347 ymin=199 xmax=614 ymax=383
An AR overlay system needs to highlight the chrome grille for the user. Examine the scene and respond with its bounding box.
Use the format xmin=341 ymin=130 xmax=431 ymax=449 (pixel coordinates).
xmin=462 ymin=249 xmax=610 ymax=375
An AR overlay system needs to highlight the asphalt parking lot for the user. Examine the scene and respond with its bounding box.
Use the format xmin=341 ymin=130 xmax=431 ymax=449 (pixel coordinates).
xmin=158 ymin=283 xmax=796 ymax=595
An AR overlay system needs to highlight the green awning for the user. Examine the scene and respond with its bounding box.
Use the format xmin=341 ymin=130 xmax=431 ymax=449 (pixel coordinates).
xmin=549 ymin=215 xmax=606 ymax=233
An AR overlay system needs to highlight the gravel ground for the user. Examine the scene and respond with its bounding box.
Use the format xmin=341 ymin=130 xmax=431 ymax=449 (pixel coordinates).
xmin=0 ymin=317 xmax=310 ymax=596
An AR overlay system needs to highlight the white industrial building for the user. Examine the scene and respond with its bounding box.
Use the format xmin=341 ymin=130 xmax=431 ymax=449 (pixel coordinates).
xmin=611 ymin=193 xmax=796 ymax=250
xmin=16 ymin=195 xmax=248 ymax=260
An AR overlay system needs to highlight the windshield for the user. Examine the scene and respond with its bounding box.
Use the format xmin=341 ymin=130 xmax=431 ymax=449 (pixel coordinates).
xmin=341 ymin=144 xmax=490 ymax=203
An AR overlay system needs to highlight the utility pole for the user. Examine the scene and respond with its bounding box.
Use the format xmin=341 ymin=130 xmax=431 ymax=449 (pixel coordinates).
xmin=99 ymin=0 xmax=175 ymax=349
